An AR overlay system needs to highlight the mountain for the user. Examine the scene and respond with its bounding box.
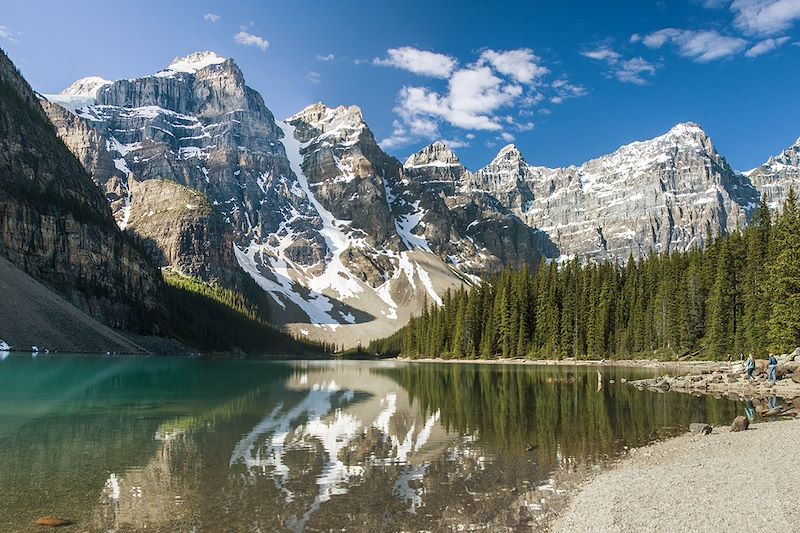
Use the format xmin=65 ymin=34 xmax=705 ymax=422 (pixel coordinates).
xmin=0 ymin=48 xmax=160 ymax=332
xmin=40 ymin=50 xmax=800 ymax=347
xmin=42 ymin=53 xmax=553 ymax=347
xmin=459 ymin=123 xmax=761 ymax=260
xmin=747 ymin=136 xmax=800 ymax=209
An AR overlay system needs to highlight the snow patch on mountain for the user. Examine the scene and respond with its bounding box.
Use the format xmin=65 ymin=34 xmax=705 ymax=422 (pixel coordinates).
xmin=157 ymin=51 xmax=227 ymax=77
xmin=279 ymin=121 xmax=366 ymax=300
xmin=235 ymin=244 xmax=342 ymax=328
xmin=60 ymin=76 xmax=111 ymax=97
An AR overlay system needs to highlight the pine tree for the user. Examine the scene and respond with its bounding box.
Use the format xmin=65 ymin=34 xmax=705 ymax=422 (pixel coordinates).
xmin=768 ymin=189 xmax=800 ymax=352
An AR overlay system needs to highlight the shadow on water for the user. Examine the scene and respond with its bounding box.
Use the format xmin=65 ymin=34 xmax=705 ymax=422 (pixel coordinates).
xmin=0 ymin=357 xmax=746 ymax=532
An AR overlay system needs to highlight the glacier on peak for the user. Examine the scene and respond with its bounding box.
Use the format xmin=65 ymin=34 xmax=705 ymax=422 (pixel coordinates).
xmin=59 ymin=76 xmax=112 ymax=97
xmin=158 ymin=51 xmax=227 ymax=76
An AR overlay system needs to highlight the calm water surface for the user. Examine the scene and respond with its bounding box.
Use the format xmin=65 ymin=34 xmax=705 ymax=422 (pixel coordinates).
xmin=0 ymin=356 xmax=746 ymax=532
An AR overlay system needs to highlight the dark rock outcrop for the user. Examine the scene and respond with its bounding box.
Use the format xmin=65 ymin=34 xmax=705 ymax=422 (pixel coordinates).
xmin=0 ymin=49 xmax=159 ymax=331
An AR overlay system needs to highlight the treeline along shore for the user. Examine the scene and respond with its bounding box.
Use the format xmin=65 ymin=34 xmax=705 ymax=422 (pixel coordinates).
xmin=369 ymin=192 xmax=800 ymax=361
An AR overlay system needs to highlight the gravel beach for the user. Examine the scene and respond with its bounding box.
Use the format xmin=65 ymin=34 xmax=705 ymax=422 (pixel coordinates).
xmin=551 ymin=418 xmax=800 ymax=532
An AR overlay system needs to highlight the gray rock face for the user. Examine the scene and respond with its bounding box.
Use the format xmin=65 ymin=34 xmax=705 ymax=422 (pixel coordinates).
xmin=429 ymin=123 xmax=760 ymax=261
xmin=747 ymin=137 xmax=800 ymax=209
xmin=43 ymin=57 xmax=506 ymax=346
xmin=42 ymin=52 xmax=295 ymax=291
xmin=0 ymin=49 xmax=159 ymax=331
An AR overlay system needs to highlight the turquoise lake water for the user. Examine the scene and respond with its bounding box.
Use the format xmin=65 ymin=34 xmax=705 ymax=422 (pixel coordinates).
xmin=0 ymin=356 xmax=746 ymax=532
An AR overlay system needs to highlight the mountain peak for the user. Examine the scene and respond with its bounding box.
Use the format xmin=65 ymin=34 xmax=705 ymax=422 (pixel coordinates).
xmin=491 ymin=144 xmax=524 ymax=164
xmin=60 ymin=76 xmax=112 ymax=97
xmin=667 ymin=121 xmax=707 ymax=138
xmin=158 ymin=51 xmax=228 ymax=76
xmin=289 ymin=102 xmax=365 ymax=128
xmin=404 ymin=140 xmax=463 ymax=168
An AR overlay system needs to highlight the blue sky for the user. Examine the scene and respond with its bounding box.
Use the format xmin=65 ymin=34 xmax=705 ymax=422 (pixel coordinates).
xmin=1 ymin=0 xmax=799 ymax=171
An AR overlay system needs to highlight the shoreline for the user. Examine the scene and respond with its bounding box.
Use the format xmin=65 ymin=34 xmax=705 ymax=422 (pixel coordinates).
xmin=395 ymin=356 xmax=732 ymax=372
xmin=549 ymin=417 xmax=800 ymax=532
xmin=396 ymin=356 xmax=800 ymax=400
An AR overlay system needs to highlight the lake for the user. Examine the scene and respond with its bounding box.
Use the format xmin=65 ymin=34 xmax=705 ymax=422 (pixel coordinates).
xmin=0 ymin=356 xmax=745 ymax=532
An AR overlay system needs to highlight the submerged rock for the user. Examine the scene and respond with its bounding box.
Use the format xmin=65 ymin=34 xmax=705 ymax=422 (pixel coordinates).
xmin=730 ymin=416 xmax=749 ymax=432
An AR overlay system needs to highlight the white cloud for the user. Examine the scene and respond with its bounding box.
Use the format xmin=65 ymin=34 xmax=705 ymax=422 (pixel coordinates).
xmin=582 ymin=47 xmax=622 ymax=62
xmin=440 ymin=138 xmax=470 ymax=149
xmin=731 ymin=0 xmax=800 ymax=36
xmin=204 ymin=13 xmax=220 ymax=23
xmin=234 ymin=31 xmax=269 ymax=51
xmin=642 ymin=28 xmax=748 ymax=61
xmin=0 ymin=25 xmax=18 ymax=44
xmin=745 ymin=35 xmax=792 ymax=55
xmin=379 ymin=121 xmax=413 ymax=150
xmin=479 ymin=48 xmax=549 ymax=84
xmin=379 ymin=116 xmax=441 ymax=149
xmin=378 ymin=47 xmax=573 ymax=150
xmin=316 ymin=53 xmax=335 ymax=62
xmin=306 ymin=71 xmax=322 ymax=84
xmin=394 ymin=66 xmax=522 ymax=133
xmin=374 ymin=47 xmax=457 ymax=78
xmin=616 ymin=57 xmax=658 ymax=84
xmin=500 ymin=132 xmax=516 ymax=142
xmin=582 ymin=46 xmax=657 ymax=84
xmin=550 ymin=79 xmax=587 ymax=104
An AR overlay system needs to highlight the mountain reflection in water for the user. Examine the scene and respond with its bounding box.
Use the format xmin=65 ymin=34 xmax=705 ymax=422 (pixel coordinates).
xmin=0 ymin=357 xmax=743 ymax=532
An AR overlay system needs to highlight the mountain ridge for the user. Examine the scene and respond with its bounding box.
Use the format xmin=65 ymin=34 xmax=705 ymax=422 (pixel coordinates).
xmin=37 ymin=49 xmax=800 ymax=346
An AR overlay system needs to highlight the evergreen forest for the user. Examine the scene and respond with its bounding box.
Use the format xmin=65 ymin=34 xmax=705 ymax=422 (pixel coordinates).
xmin=369 ymin=192 xmax=800 ymax=360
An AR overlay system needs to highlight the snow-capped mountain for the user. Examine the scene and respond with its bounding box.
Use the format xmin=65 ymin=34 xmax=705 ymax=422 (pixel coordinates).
xmin=747 ymin=136 xmax=800 ymax=209
xmin=42 ymin=53 xmax=523 ymax=346
xmin=40 ymin=51 xmax=800 ymax=346
xmin=465 ymin=122 xmax=760 ymax=259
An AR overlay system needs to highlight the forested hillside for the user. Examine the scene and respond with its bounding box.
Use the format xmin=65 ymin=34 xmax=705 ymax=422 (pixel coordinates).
xmin=372 ymin=192 xmax=800 ymax=360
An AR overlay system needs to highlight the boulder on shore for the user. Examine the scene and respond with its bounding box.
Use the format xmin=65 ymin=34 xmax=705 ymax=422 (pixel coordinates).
xmin=689 ymin=423 xmax=712 ymax=435
xmin=731 ymin=416 xmax=749 ymax=432
xmin=34 ymin=517 xmax=73 ymax=527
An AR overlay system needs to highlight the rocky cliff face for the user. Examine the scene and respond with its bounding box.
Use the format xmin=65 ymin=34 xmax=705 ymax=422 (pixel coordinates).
xmin=747 ymin=137 xmax=800 ymax=209
xmin=43 ymin=55 xmax=520 ymax=345
xmin=0 ymin=49 xmax=159 ymax=330
xmin=43 ymin=52 xmax=290 ymax=290
xmin=415 ymin=123 xmax=761 ymax=261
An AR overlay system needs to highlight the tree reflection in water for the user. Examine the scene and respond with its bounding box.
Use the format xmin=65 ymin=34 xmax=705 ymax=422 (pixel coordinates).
xmin=0 ymin=358 xmax=742 ymax=532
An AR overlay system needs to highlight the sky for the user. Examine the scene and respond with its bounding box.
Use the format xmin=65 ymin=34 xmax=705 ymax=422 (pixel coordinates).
xmin=1 ymin=0 xmax=799 ymax=171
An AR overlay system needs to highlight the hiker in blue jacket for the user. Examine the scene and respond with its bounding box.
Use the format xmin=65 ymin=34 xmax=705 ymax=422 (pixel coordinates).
xmin=768 ymin=353 xmax=778 ymax=383
xmin=745 ymin=353 xmax=756 ymax=381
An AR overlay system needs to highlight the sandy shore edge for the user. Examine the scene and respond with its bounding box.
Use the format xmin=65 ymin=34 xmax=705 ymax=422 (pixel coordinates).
xmin=549 ymin=418 xmax=800 ymax=532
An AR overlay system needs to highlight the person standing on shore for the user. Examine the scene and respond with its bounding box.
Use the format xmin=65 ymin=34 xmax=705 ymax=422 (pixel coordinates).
xmin=745 ymin=354 xmax=756 ymax=381
xmin=768 ymin=353 xmax=778 ymax=383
